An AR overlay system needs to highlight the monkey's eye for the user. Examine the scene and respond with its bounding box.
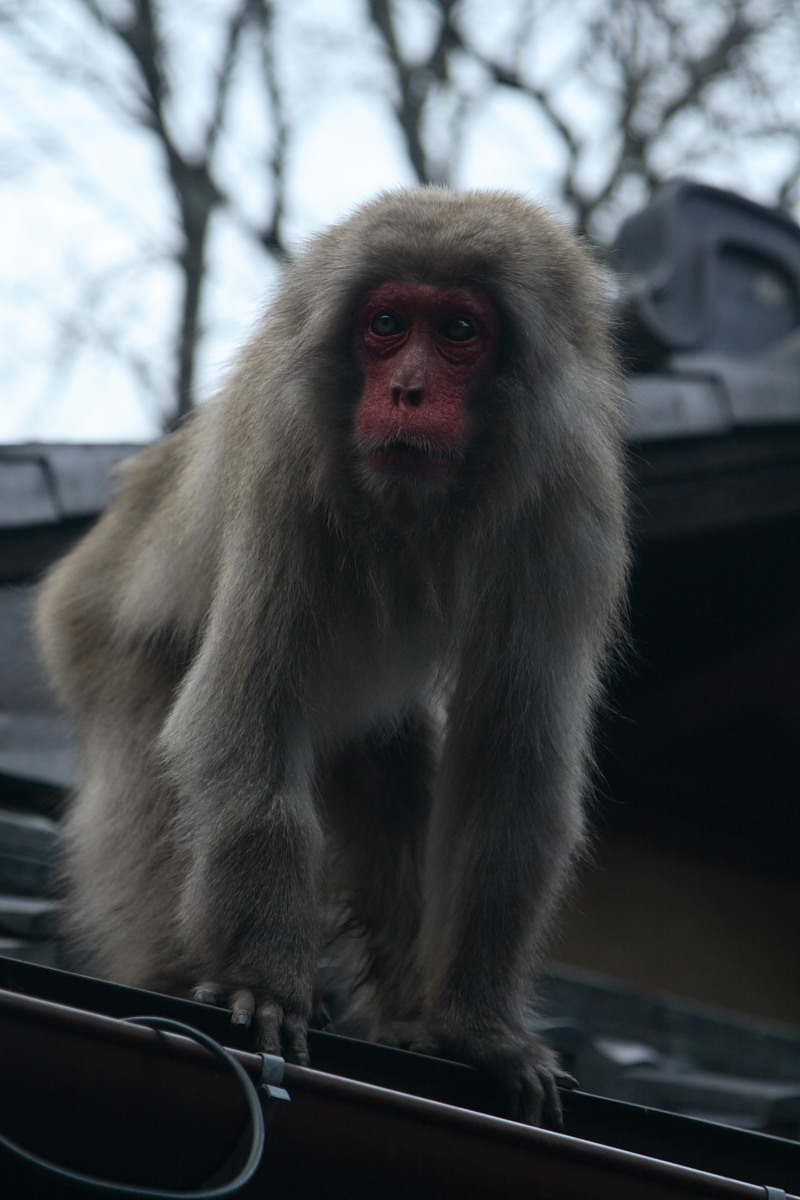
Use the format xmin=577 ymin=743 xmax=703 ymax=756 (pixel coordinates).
xmin=370 ymin=312 xmax=404 ymax=336
xmin=440 ymin=316 xmax=476 ymax=342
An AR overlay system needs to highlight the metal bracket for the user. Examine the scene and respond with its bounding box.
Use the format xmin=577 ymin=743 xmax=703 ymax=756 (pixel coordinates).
xmin=260 ymin=1052 xmax=291 ymax=1105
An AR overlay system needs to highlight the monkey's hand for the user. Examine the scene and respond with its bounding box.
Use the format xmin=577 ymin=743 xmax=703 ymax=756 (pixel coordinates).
xmin=376 ymin=1018 xmax=572 ymax=1126
xmin=192 ymin=981 xmax=315 ymax=1065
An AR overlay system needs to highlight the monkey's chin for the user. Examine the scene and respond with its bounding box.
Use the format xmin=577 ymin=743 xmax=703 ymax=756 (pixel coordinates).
xmin=363 ymin=440 xmax=458 ymax=479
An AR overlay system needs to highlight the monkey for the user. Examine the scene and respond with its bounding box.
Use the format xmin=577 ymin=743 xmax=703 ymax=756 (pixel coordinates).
xmin=35 ymin=187 xmax=628 ymax=1125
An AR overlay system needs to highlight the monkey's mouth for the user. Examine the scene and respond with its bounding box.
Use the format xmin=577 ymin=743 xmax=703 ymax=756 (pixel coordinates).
xmin=364 ymin=437 xmax=458 ymax=478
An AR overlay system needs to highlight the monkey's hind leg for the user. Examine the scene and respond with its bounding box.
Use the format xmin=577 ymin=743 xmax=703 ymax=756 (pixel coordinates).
xmin=320 ymin=710 xmax=435 ymax=1036
xmin=61 ymin=753 xmax=185 ymax=996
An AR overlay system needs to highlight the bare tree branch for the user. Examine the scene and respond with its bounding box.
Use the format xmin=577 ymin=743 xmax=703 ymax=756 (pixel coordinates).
xmin=659 ymin=6 xmax=756 ymax=127
xmin=249 ymin=0 xmax=289 ymax=258
xmin=78 ymin=0 xmax=255 ymax=422
xmin=4 ymin=0 xmax=800 ymax=430
xmin=367 ymin=0 xmax=459 ymax=182
xmin=367 ymin=0 xmax=430 ymax=180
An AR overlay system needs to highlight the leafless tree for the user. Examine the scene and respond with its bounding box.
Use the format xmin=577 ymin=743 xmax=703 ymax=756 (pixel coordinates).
xmin=371 ymin=0 xmax=800 ymax=238
xmin=2 ymin=0 xmax=799 ymax=427
xmin=63 ymin=0 xmax=290 ymax=423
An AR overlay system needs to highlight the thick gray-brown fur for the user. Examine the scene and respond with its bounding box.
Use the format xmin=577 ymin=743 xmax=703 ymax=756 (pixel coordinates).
xmin=36 ymin=188 xmax=628 ymax=1123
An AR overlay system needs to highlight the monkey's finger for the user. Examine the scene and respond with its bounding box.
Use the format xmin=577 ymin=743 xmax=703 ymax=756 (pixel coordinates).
xmin=193 ymin=981 xmax=224 ymax=1006
xmin=523 ymin=1069 xmax=563 ymax=1129
xmin=546 ymin=1080 xmax=565 ymax=1129
xmin=230 ymin=988 xmax=256 ymax=1027
xmin=282 ymin=1010 xmax=311 ymax=1066
xmin=255 ymin=1001 xmax=283 ymax=1057
xmin=519 ymin=1079 xmax=544 ymax=1127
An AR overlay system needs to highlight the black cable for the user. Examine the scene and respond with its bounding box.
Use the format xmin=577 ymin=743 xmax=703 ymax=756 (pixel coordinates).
xmin=0 ymin=1015 xmax=271 ymax=1197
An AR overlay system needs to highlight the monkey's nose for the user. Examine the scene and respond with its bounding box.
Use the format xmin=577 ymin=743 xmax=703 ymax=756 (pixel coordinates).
xmin=391 ymin=384 xmax=424 ymax=408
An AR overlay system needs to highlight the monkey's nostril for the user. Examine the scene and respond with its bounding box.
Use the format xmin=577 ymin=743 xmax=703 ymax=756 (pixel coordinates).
xmin=392 ymin=385 xmax=424 ymax=407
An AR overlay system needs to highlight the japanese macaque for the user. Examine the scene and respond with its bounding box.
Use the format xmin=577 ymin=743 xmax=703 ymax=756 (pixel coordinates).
xmin=36 ymin=188 xmax=628 ymax=1124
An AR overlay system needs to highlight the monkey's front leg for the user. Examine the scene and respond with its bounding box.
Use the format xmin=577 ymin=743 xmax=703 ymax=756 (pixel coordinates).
xmin=391 ymin=696 xmax=585 ymax=1124
xmin=175 ymin=775 xmax=326 ymax=1064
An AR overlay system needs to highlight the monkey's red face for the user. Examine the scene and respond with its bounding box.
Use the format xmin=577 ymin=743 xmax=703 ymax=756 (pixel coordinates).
xmin=355 ymin=282 xmax=499 ymax=478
